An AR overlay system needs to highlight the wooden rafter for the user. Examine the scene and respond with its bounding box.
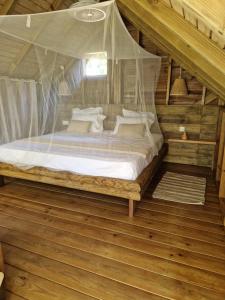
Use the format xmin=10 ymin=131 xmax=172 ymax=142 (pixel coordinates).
xmin=51 ymin=0 xmax=66 ymax=11
xmin=161 ymin=1 xmax=225 ymax=49
xmin=117 ymin=0 xmax=225 ymax=101
xmin=205 ymin=92 xmax=218 ymax=105
xmin=8 ymin=0 xmax=68 ymax=76
xmin=0 ymin=0 xmax=16 ymax=15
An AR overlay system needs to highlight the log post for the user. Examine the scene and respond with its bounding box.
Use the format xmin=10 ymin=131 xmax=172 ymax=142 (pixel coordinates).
xmin=0 ymin=245 xmax=3 ymax=273
xmin=0 ymin=177 xmax=4 ymax=187
xmin=0 ymin=243 xmax=4 ymax=300
xmin=219 ymin=147 xmax=225 ymax=199
xmin=129 ymin=199 xmax=136 ymax=218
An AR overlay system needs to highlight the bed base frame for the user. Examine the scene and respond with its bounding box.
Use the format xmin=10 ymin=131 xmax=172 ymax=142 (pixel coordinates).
xmin=0 ymin=144 xmax=167 ymax=217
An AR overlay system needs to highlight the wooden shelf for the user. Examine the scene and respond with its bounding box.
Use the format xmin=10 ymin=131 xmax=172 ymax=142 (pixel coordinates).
xmin=167 ymin=139 xmax=216 ymax=145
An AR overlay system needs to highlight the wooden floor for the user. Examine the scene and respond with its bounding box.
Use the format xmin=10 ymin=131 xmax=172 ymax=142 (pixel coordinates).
xmin=0 ymin=163 xmax=225 ymax=300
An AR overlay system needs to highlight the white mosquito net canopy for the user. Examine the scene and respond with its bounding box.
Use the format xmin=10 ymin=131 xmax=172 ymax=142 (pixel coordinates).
xmin=0 ymin=0 xmax=162 ymax=179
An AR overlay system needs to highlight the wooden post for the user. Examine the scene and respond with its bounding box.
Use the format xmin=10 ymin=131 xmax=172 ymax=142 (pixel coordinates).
xmin=216 ymin=112 xmax=225 ymax=181
xmin=219 ymin=146 xmax=225 ymax=227
xmin=0 ymin=177 xmax=4 ymax=187
xmin=0 ymin=243 xmax=4 ymax=300
xmin=0 ymin=245 xmax=3 ymax=273
xmin=219 ymin=147 xmax=225 ymax=199
xmin=201 ymin=86 xmax=206 ymax=105
xmin=129 ymin=199 xmax=136 ymax=218
xmin=165 ymin=57 xmax=172 ymax=105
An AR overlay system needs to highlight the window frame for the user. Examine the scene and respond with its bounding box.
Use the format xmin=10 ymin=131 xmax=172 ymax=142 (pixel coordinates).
xmin=84 ymin=52 xmax=108 ymax=79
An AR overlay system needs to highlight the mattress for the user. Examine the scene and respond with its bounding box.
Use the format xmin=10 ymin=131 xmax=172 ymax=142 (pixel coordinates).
xmin=0 ymin=132 xmax=163 ymax=180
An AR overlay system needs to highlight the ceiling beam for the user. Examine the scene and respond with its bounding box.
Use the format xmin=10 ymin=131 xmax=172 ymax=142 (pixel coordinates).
xmin=205 ymin=92 xmax=218 ymax=105
xmin=51 ymin=0 xmax=66 ymax=11
xmin=117 ymin=0 xmax=225 ymax=101
xmin=0 ymin=0 xmax=16 ymax=15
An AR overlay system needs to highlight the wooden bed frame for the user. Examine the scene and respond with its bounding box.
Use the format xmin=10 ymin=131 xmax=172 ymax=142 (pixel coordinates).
xmin=0 ymin=144 xmax=167 ymax=217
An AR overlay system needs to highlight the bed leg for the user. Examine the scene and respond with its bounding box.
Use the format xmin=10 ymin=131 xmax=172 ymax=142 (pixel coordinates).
xmin=0 ymin=176 xmax=4 ymax=187
xmin=129 ymin=199 xmax=136 ymax=218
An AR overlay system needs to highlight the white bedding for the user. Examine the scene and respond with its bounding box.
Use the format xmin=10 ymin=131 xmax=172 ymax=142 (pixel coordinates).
xmin=0 ymin=132 xmax=163 ymax=180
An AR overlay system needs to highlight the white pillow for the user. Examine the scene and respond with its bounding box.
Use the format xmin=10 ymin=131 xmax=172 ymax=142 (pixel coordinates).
xmin=67 ymin=120 xmax=91 ymax=134
xmin=72 ymin=107 xmax=103 ymax=116
xmin=122 ymin=109 xmax=155 ymax=123
xmin=113 ymin=116 xmax=155 ymax=146
xmin=116 ymin=123 xmax=146 ymax=138
xmin=72 ymin=114 xmax=106 ymax=133
xmin=113 ymin=115 xmax=151 ymax=135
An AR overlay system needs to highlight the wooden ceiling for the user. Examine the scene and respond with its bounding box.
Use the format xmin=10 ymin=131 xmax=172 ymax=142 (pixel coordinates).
xmin=162 ymin=0 xmax=225 ymax=50
xmin=0 ymin=0 xmax=74 ymax=15
xmin=0 ymin=0 xmax=75 ymax=79
xmin=1 ymin=0 xmax=224 ymax=51
xmin=0 ymin=0 xmax=225 ymax=100
xmin=117 ymin=0 xmax=225 ymax=101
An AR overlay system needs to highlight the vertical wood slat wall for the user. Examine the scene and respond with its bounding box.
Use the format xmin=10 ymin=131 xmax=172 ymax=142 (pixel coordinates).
xmin=127 ymin=21 xmax=221 ymax=168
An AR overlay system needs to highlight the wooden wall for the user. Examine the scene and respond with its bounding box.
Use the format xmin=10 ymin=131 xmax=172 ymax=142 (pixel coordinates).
xmin=54 ymin=16 xmax=221 ymax=169
xmin=127 ymin=20 xmax=221 ymax=168
xmin=58 ymin=19 xmax=220 ymax=169
xmin=157 ymin=105 xmax=219 ymax=167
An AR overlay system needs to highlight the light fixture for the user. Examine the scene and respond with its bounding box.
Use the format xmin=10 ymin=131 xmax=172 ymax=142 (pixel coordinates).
xmin=58 ymin=66 xmax=72 ymax=96
xmin=70 ymin=0 xmax=106 ymax=22
xmin=170 ymin=67 xmax=188 ymax=96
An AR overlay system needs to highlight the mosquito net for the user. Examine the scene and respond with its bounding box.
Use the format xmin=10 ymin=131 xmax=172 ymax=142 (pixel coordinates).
xmin=0 ymin=0 xmax=162 ymax=180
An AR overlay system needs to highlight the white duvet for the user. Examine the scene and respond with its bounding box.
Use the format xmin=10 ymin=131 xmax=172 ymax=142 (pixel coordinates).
xmin=0 ymin=132 xmax=163 ymax=180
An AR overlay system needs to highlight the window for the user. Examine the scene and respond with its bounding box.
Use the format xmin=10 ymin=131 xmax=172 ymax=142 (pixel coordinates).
xmin=85 ymin=52 xmax=107 ymax=77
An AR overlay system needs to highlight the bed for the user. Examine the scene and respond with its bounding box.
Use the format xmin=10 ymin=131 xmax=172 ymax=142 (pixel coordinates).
xmin=0 ymin=131 xmax=167 ymax=217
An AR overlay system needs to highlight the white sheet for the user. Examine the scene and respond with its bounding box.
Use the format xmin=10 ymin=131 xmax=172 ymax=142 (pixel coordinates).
xmin=0 ymin=132 xmax=163 ymax=180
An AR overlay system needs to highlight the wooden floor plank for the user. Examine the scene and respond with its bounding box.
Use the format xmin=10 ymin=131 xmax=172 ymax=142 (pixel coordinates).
xmin=141 ymin=196 xmax=221 ymax=216
xmin=141 ymin=196 xmax=221 ymax=215
xmin=1 ymin=214 xmax=225 ymax=276
xmin=4 ymin=291 xmax=27 ymax=300
xmin=4 ymin=245 xmax=167 ymax=300
xmin=0 ymin=185 xmax=223 ymax=232
xmin=0 ymin=200 xmax=225 ymax=259
xmin=3 ymin=244 xmax=225 ymax=300
xmin=10 ymin=181 xmax=222 ymax=216
xmin=4 ymin=265 xmax=96 ymax=300
xmin=0 ymin=190 xmax=224 ymax=247
xmin=1 ymin=227 xmax=225 ymax=294
xmin=0 ymin=201 xmax=224 ymax=261
xmin=1 ymin=164 xmax=225 ymax=300
xmin=0 ymin=190 xmax=224 ymax=245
